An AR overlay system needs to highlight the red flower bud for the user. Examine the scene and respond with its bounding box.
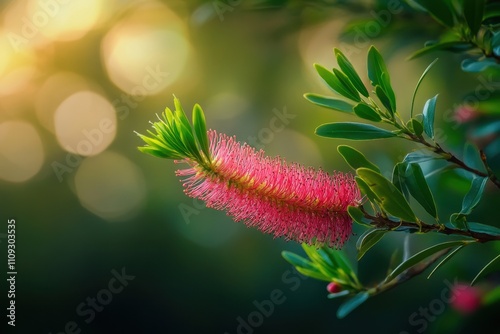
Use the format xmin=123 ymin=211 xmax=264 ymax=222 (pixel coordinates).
xmin=327 ymin=282 xmax=342 ymax=294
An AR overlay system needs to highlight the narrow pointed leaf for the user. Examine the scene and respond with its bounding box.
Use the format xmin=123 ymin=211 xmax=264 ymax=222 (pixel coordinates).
xmin=460 ymin=177 xmax=488 ymax=215
xmin=466 ymin=222 xmax=500 ymax=236
xmin=403 ymin=151 xmax=440 ymax=164
xmin=334 ymin=48 xmax=369 ymax=97
xmin=327 ymin=290 xmax=350 ymax=299
xmin=357 ymin=168 xmax=418 ymax=222
xmin=353 ymin=103 xmax=382 ymax=122
xmin=337 ymin=292 xmax=370 ymax=319
xmin=411 ymin=58 xmax=438 ymax=117
xmin=410 ymin=119 xmax=423 ymax=136
xmin=471 ymin=253 xmax=500 ymax=286
xmin=367 ymin=46 xmax=388 ymax=87
xmin=463 ymin=0 xmax=485 ymax=36
xmin=356 ymin=228 xmax=387 ymax=260
xmin=192 ymin=104 xmax=210 ymax=160
xmin=281 ymin=251 xmax=318 ymax=272
xmin=295 ymin=267 xmax=331 ymax=281
xmin=375 ymin=86 xmax=393 ymax=114
xmin=304 ymin=93 xmax=354 ymax=113
xmin=348 ymin=206 xmax=372 ymax=226
xmin=412 ymin=0 xmax=455 ymax=27
xmin=405 ymin=163 xmax=438 ymax=218
xmin=316 ymin=122 xmax=397 ymax=140
xmin=385 ymin=240 xmax=469 ymax=283
xmin=332 ymin=68 xmax=361 ymax=102
xmin=355 ymin=177 xmax=380 ymax=203
xmin=423 ymin=94 xmax=438 ymax=139
xmin=427 ymin=245 xmax=465 ymax=279
xmin=380 ymin=72 xmax=396 ymax=112
xmin=315 ymin=64 xmax=359 ymax=101
xmin=337 ymin=145 xmax=380 ymax=173
xmin=407 ymin=41 xmax=474 ymax=60
xmin=392 ymin=162 xmax=410 ymax=201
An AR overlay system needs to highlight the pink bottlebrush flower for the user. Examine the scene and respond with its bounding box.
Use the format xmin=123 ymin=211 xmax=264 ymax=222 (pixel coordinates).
xmin=137 ymin=98 xmax=360 ymax=247
xmin=175 ymin=130 xmax=360 ymax=247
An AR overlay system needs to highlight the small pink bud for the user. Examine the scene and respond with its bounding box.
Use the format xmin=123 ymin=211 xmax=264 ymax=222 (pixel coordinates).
xmin=327 ymin=282 xmax=342 ymax=294
xmin=451 ymin=284 xmax=482 ymax=314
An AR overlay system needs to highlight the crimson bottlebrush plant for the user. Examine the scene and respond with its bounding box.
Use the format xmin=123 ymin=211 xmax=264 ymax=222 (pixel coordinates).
xmin=136 ymin=97 xmax=361 ymax=247
xmin=138 ymin=0 xmax=500 ymax=321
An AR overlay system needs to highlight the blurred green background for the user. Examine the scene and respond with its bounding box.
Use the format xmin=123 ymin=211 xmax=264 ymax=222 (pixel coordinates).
xmin=1 ymin=0 xmax=499 ymax=333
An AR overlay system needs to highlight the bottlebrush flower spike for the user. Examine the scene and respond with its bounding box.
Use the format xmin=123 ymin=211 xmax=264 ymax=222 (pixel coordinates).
xmin=136 ymin=97 xmax=361 ymax=247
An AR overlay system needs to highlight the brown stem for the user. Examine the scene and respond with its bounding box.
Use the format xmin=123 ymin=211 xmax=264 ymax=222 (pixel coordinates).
xmin=362 ymin=209 xmax=500 ymax=243
xmin=407 ymin=134 xmax=500 ymax=189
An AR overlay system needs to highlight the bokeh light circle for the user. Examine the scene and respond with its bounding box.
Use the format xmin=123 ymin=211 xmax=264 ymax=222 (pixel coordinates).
xmin=101 ymin=2 xmax=190 ymax=95
xmin=0 ymin=121 xmax=44 ymax=182
xmin=74 ymin=151 xmax=146 ymax=221
xmin=54 ymin=91 xmax=116 ymax=156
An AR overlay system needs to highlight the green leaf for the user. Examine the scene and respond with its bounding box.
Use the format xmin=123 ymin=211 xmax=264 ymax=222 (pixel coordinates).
xmin=484 ymin=3 xmax=500 ymax=22
xmin=466 ymin=222 xmax=500 ymax=236
xmin=483 ymin=285 xmax=500 ymax=305
xmin=327 ymin=290 xmax=350 ymax=299
xmin=301 ymin=246 xmax=338 ymax=279
xmin=463 ymin=0 xmax=485 ymax=36
xmin=357 ymin=168 xmax=418 ymax=222
xmin=353 ymin=103 xmax=382 ymax=122
xmin=471 ymin=253 xmax=500 ymax=286
xmin=449 ymin=213 xmax=467 ymax=230
xmin=409 ymin=119 xmax=424 ymax=136
xmin=403 ymin=151 xmax=440 ymax=164
xmin=408 ymin=41 xmax=474 ymax=60
xmin=375 ymin=86 xmax=393 ymax=114
xmin=412 ymin=0 xmax=455 ymax=27
xmin=281 ymin=251 xmax=318 ymax=272
xmin=404 ymin=163 xmax=438 ymax=218
xmin=337 ymin=145 xmax=380 ymax=173
xmin=392 ymin=162 xmax=410 ymax=201
xmin=347 ymin=206 xmax=372 ymax=226
xmin=461 ymin=58 xmax=500 ymax=72
xmin=316 ymin=123 xmax=397 ymax=140
xmin=320 ymin=246 xmax=358 ymax=280
xmin=367 ymin=46 xmax=388 ymax=88
xmin=410 ymin=58 xmax=438 ymax=117
xmin=426 ymin=245 xmax=465 ymax=279
xmin=295 ymin=267 xmax=331 ymax=281
xmin=355 ymin=177 xmax=380 ymax=203
xmin=314 ymin=64 xmax=360 ymax=101
xmin=423 ymin=94 xmax=438 ymax=139
xmin=356 ymin=228 xmax=387 ymax=260
xmin=460 ymin=177 xmax=488 ymax=215
xmin=192 ymin=104 xmax=210 ymax=160
xmin=303 ymin=93 xmax=354 ymax=113
xmin=385 ymin=240 xmax=469 ymax=283
xmin=334 ymin=48 xmax=369 ymax=97
xmin=380 ymin=72 xmax=396 ymax=113
xmin=337 ymin=292 xmax=370 ymax=319
xmin=332 ymin=68 xmax=361 ymax=102
xmin=463 ymin=142 xmax=486 ymax=174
